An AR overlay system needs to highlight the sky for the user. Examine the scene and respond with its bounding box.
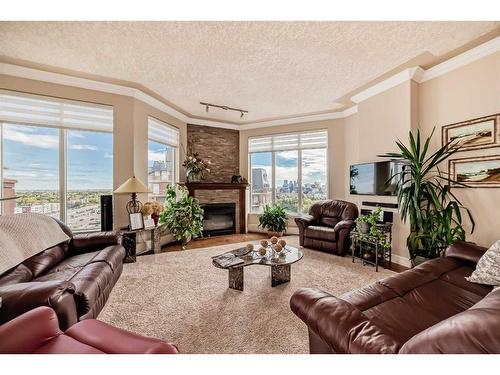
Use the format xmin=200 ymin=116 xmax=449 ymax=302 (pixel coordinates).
xmin=251 ymin=148 xmax=327 ymax=187
xmin=2 ymin=123 xmax=113 ymax=191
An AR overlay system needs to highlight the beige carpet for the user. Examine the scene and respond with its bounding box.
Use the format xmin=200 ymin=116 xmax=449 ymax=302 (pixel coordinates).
xmin=98 ymin=236 xmax=394 ymax=354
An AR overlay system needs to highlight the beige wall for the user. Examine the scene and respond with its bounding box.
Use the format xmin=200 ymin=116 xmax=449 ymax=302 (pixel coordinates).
xmin=343 ymin=82 xmax=414 ymax=263
xmin=418 ymin=51 xmax=500 ymax=248
xmin=0 ymin=74 xmax=187 ymax=229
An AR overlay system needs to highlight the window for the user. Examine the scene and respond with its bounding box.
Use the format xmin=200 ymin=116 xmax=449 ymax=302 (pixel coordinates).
xmin=147 ymin=117 xmax=179 ymax=203
xmin=0 ymin=90 xmax=113 ymax=232
xmin=249 ymin=130 xmax=328 ymax=214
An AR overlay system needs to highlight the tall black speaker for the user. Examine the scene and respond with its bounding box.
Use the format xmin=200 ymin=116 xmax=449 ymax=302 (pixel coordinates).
xmin=100 ymin=195 xmax=113 ymax=231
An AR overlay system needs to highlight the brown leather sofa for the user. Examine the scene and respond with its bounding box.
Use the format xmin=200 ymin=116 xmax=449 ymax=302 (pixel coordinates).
xmin=0 ymin=219 xmax=125 ymax=330
xmin=290 ymin=241 xmax=500 ymax=353
xmin=0 ymin=306 xmax=178 ymax=354
xmin=295 ymin=200 xmax=358 ymax=256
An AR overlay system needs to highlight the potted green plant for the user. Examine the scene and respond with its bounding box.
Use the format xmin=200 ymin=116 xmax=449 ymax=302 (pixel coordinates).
xmin=382 ymin=128 xmax=474 ymax=265
xmin=258 ymin=204 xmax=288 ymax=237
xmin=354 ymin=207 xmax=391 ymax=249
xmin=159 ymin=185 xmax=204 ymax=249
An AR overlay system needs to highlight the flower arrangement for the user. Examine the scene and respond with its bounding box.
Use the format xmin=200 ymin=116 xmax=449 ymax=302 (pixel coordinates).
xmin=182 ymin=153 xmax=211 ymax=182
xmin=142 ymin=201 xmax=164 ymax=226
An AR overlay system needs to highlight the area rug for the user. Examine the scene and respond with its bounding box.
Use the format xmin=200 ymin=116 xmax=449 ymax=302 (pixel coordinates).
xmin=98 ymin=236 xmax=395 ymax=354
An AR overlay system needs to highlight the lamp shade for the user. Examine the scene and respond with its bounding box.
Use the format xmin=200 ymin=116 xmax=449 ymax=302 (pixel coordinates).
xmin=114 ymin=176 xmax=150 ymax=194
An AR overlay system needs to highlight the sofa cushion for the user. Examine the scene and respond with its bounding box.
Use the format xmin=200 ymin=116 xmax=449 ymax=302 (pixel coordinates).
xmin=319 ymin=217 xmax=338 ymax=227
xmin=22 ymin=243 xmax=68 ymax=278
xmin=0 ymin=264 xmax=33 ymax=285
xmin=400 ymin=289 xmax=500 ymax=353
xmin=304 ymin=225 xmax=337 ymax=241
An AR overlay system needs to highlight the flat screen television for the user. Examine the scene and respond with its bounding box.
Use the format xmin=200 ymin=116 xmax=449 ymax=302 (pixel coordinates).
xmin=350 ymin=161 xmax=403 ymax=196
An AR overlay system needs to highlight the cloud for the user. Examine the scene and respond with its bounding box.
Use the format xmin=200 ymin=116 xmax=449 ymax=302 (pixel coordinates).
xmin=148 ymin=150 xmax=165 ymax=162
xmin=104 ymin=152 xmax=113 ymax=159
xmin=71 ymin=144 xmax=98 ymax=151
xmin=3 ymin=127 xmax=58 ymax=149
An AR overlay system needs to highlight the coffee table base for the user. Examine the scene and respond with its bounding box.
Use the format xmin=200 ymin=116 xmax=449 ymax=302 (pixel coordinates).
xmin=271 ymin=264 xmax=291 ymax=287
xmin=227 ymin=264 xmax=291 ymax=291
xmin=228 ymin=267 xmax=244 ymax=291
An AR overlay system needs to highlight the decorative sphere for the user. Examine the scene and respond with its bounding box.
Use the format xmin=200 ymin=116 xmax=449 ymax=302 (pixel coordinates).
xmin=274 ymin=244 xmax=283 ymax=253
xmin=258 ymin=247 xmax=267 ymax=256
xmin=270 ymin=236 xmax=278 ymax=244
xmin=260 ymin=239 xmax=268 ymax=247
xmin=246 ymin=243 xmax=254 ymax=252
xmin=278 ymin=239 xmax=287 ymax=247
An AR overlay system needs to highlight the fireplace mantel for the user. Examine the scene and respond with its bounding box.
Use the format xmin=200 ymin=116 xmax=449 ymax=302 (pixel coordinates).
xmin=183 ymin=182 xmax=249 ymax=234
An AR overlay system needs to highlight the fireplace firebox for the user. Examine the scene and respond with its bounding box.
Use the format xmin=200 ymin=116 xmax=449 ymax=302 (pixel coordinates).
xmin=201 ymin=203 xmax=236 ymax=237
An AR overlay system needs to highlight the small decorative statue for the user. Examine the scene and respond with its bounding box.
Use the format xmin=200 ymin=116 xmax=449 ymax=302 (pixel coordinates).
xmin=231 ymin=175 xmax=243 ymax=183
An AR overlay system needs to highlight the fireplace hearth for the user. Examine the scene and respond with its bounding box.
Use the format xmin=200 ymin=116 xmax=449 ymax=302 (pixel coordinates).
xmin=202 ymin=203 xmax=236 ymax=237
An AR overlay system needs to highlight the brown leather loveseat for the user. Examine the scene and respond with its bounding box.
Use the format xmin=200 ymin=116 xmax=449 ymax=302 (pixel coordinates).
xmin=295 ymin=200 xmax=358 ymax=256
xmin=0 ymin=219 xmax=125 ymax=330
xmin=290 ymin=241 xmax=500 ymax=353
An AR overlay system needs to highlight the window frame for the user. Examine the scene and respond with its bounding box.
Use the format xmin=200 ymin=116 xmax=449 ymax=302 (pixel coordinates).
xmin=0 ymin=91 xmax=114 ymax=232
xmin=248 ymin=130 xmax=329 ymax=215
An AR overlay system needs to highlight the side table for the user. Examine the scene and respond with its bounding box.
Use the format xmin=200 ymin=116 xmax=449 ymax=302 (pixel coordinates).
xmin=120 ymin=226 xmax=161 ymax=263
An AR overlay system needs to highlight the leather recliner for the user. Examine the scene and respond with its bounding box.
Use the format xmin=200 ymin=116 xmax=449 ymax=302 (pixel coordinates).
xmin=290 ymin=241 xmax=500 ymax=354
xmin=295 ymin=200 xmax=358 ymax=256
xmin=0 ymin=306 xmax=178 ymax=354
xmin=0 ymin=218 xmax=125 ymax=330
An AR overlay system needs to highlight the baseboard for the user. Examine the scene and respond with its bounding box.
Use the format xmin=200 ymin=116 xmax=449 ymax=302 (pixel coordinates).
xmin=391 ymin=253 xmax=412 ymax=268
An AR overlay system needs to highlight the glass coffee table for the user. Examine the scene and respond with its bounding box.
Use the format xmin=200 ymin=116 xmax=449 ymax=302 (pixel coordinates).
xmin=212 ymin=245 xmax=303 ymax=291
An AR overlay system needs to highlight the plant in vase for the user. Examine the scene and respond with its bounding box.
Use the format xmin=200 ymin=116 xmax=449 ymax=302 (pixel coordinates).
xmin=382 ymin=128 xmax=474 ymax=265
xmin=182 ymin=153 xmax=211 ymax=182
xmin=142 ymin=201 xmax=164 ymax=226
xmin=258 ymin=204 xmax=288 ymax=237
xmin=159 ymin=185 xmax=204 ymax=249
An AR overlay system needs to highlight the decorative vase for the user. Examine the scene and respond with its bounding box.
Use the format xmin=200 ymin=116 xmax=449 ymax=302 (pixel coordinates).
xmin=357 ymin=222 xmax=370 ymax=234
xmin=151 ymin=213 xmax=159 ymax=226
xmin=187 ymin=173 xmax=202 ymax=183
xmin=180 ymin=234 xmax=192 ymax=250
xmin=267 ymin=231 xmax=284 ymax=238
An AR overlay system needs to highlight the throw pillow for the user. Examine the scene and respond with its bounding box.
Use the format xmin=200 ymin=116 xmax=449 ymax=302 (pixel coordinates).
xmin=466 ymin=240 xmax=500 ymax=286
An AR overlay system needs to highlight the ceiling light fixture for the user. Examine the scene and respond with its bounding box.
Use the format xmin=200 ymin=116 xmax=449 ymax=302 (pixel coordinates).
xmin=200 ymin=102 xmax=248 ymax=118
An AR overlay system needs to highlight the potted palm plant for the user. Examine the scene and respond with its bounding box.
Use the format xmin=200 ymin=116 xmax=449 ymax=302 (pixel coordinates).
xmin=258 ymin=204 xmax=288 ymax=237
xmin=159 ymin=185 xmax=204 ymax=249
xmin=382 ymin=128 xmax=474 ymax=265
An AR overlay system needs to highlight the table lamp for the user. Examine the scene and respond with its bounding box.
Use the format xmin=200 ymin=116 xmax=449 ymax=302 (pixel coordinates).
xmin=114 ymin=176 xmax=151 ymax=214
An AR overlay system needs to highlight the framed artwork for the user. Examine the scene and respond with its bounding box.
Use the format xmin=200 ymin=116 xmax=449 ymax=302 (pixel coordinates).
xmin=129 ymin=212 xmax=144 ymax=231
xmin=442 ymin=114 xmax=500 ymax=151
xmin=449 ymin=155 xmax=500 ymax=188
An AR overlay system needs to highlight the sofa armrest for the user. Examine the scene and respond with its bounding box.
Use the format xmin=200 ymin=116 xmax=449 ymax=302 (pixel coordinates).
xmin=333 ymin=220 xmax=354 ymax=233
xmin=445 ymin=241 xmax=487 ymax=265
xmin=0 ymin=307 xmax=62 ymax=353
xmin=294 ymin=215 xmax=315 ymax=229
xmin=0 ymin=280 xmax=77 ymax=330
xmin=290 ymin=288 xmax=400 ymax=354
xmin=70 ymin=231 xmax=119 ymax=255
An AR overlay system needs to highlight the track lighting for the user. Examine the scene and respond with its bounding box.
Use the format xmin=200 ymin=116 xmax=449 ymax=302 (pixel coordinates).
xmin=200 ymin=102 xmax=248 ymax=118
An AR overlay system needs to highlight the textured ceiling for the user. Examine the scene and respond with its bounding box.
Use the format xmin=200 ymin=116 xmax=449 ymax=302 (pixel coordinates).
xmin=0 ymin=21 xmax=499 ymax=124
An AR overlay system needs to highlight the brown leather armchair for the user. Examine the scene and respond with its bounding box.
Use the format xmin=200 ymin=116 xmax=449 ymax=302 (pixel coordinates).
xmin=295 ymin=200 xmax=358 ymax=256
xmin=290 ymin=241 xmax=500 ymax=354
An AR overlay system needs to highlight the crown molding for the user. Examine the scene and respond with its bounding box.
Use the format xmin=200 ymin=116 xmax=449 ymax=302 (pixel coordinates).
xmin=1 ymin=36 xmax=498 ymax=130
xmin=238 ymin=106 xmax=358 ymax=130
xmin=350 ymin=67 xmax=424 ymax=104
xmin=420 ymin=36 xmax=500 ymax=83
xmin=350 ymin=36 xmax=500 ymax=104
